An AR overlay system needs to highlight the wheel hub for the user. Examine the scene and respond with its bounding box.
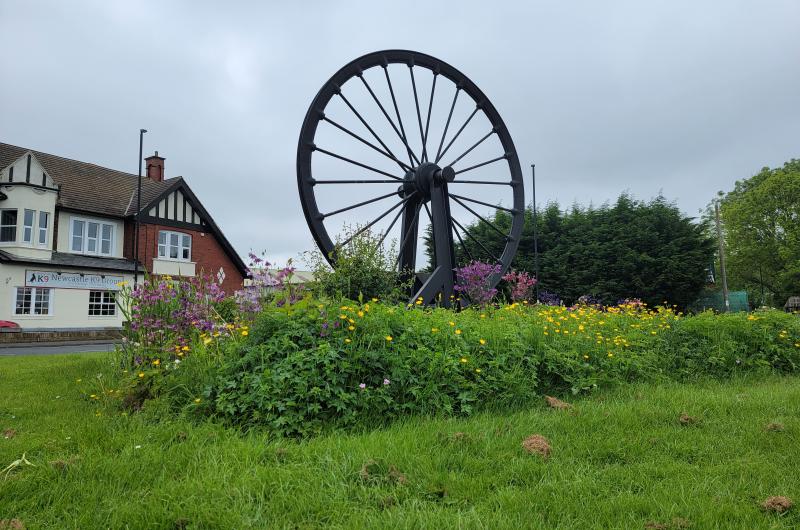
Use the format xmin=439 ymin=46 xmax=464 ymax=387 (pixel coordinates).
xmin=400 ymin=163 xmax=455 ymax=201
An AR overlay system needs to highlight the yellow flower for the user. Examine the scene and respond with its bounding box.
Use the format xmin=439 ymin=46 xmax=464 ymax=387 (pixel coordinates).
xmin=138 ymin=372 xmax=145 ymax=378
xmin=318 ymin=304 xmax=324 ymax=309
xmin=455 ymin=329 xmax=462 ymax=335
xmin=90 ymin=394 xmax=97 ymax=398
xmin=460 ymin=357 xmax=468 ymax=363
xmin=194 ymin=398 xmax=201 ymax=404
xmin=203 ymin=337 xmax=212 ymax=345
xmin=345 ymin=338 xmax=351 ymax=344
xmin=241 ymin=330 xmax=249 ymax=336
xmin=340 ymin=314 xmax=347 ymax=319
xmin=340 ymin=305 xmax=349 ymax=310
xmin=578 ymin=324 xmax=585 ymax=331
xmin=415 ymin=299 xmax=423 ymax=305
xmin=607 ymin=353 xmax=614 ymax=357
xmin=357 ymin=311 xmax=364 ymax=317
xmin=431 ymin=327 xmax=439 ymax=333
xmin=583 ymin=355 xmax=589 ymax=360
xmin=475 ymin=368 xmax=482 ymax=373
xmin=76 ymin=378 xmax=82 ymax=383
xmin=348 ymin=325 xmax=355 ymax=331
xmin=479 ymin=339 xmax=486 ymax=345
xmin=385 ymin=335 xmax=393 ymax=342
xmin=449 ymin=321 xmax=455 ymax=327
xmin=152 ymin=359 xmax=161 ymax=366
xmin=372 ymin=298 xmax=378 ymax=302
xmin=348 ymin=318 xmax=355 ymax=324
xmin=181 ymin=345 xmax=190 ymax=351
xmin=480 ymin=314 xmax=486 ymax=319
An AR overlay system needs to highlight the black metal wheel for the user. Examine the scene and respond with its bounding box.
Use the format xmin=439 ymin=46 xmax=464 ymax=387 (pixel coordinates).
xmin=297 ymin=50 xmax=524 ymax=306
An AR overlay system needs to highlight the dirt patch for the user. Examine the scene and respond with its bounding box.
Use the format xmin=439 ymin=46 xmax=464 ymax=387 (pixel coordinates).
xmin=762 ymin=496 xmax=793 ymax=513
xmin=0 ymin=520 xmax=25 ymax=530
xmin=174 ymin=431 xmax=188 ymax=442
xmin=173 ymin=518 xmax=190 ymax=529
xmin=545 ymin=396 xmax=572 ymax=410
xmin=765 ymin=422 xmax=785 ymax=432
xmin=50 ymin=455 xmax=81 ymax=472
xmin=522 ymin=434 xmax=551 ymax=458
xmin=644 ymin=523 xmax=667 ymax=530
xmin=2 ymin=429 xmax=16 ymax=439
xmin=359 ymin=459 xmax=407 ymax=485
xmin=678 ymin=413 xmax=697 ymax=426
xmin=121 ymin=385 xmax=151 ymax=412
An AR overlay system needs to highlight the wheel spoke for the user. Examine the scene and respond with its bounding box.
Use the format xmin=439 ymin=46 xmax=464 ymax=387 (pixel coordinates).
xmin=383 ymin=65 xmax=418 ymax=167
xmin=314 ymin=179 xmax=401 ymax=184
xmin=450 ymin=219 xmax=476 ymax=262
xmin=314 ymin=147 xmax=402 ymax=180
xmin=435 ymin=86 xmax=460 ymax=163
xmin=450 ymin=195 xmax=510 ymax=240
xmin=450 ymin=180 xmax=513 ymax=185
xmin=448 ymin=193 xmax=517 ymax=214
xmin=436 ymin=106 xmax=479 ymax=164
xmin=451 ymin=217 xmax=501 ymax=264
xmin=446 ymin=129 xmax=495 ymax=168
xmin=323 ymin=116 xmax=410 ymax=172
xmin=409 ymin=66 xmax=427 ymax=162
xmin=358 ymin=73 xmax=421 ymax=167
xmin=453 ymin=154 xmax=508 ymax=175
xmin=340 ymin=193 xmax=414 ymax=248
xmin=422 ymin=72 xmax=438 ymax=163
xmin=321 ymin=190 xmax=399 ymax=219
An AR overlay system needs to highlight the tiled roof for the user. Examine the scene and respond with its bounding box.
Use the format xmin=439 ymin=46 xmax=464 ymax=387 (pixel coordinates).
xmin=0 ymin=249 xmax=142 ymax=272
xmin=0 ymin=142 xmax=175 ymax=218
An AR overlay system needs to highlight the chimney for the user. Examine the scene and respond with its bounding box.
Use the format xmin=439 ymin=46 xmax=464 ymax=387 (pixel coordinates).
xmin=145 ymin=151 xmax=165 ymax=182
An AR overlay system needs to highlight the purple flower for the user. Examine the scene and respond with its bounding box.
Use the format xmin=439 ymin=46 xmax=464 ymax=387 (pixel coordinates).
xmin=383 ymin=379 xmax=390 ymax=386
xmin=454 ymin=261 xmax=501 ymax=307
xmin=358 ymin=383 xmax=366 ymax=389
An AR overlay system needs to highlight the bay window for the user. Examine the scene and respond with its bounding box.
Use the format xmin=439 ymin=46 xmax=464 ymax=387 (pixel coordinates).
xmin=158 ymin=230 xmax=191 ymax=261
xmin=70 ymin=217 xmax=114 ymax=256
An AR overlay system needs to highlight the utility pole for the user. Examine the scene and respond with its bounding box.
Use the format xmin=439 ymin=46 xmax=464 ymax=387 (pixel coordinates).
xmin=134 ymin=128 xmax=147 ymax=287
xmin=714 ymin=201 xmax=729 ymax=312
xmin=531 ymin=164 xmax=540 ymax=302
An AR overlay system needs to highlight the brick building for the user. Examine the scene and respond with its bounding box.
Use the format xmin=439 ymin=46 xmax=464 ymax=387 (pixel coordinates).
xmin=0 ymin=142 xmax=247 ymax=331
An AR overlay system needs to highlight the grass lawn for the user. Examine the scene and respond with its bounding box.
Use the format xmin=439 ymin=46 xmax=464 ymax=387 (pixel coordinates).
xmin=1 ymin=354 xmax=799 ymax=529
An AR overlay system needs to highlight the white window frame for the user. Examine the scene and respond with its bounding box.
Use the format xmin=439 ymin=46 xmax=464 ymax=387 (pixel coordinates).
xmin=158 ymin=230 xmax=192 ymax=262
xmin=14 ymin=287 xmax=53 ymax=316
xmin=88 ymin=290 xmax=117 ymax=317
xmin=22 ymin=209 xmax=35 ymax=244
xmin=69 ymin=216 xmax=115 ymax=256
xmin=0 ymin=208 xmax=17 ymax=243
xmin=38 ymin=211 xmax=49 ymax=246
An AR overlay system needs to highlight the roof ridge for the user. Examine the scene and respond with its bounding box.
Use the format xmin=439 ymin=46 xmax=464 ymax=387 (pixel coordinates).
xmin=1 ymin=141 xmax=150 ymax=181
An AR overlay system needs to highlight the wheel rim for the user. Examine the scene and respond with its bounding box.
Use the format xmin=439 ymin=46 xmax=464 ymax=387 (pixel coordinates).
xmin=297 ymin=50 xmax=524 ymax=300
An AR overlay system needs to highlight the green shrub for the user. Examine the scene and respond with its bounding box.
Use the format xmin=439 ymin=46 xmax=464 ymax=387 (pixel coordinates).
xmin=304 ymin=225 xmax=410 ymax=302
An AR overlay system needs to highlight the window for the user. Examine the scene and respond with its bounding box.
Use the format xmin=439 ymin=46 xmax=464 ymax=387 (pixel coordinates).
xmin=70 ymin=217 xmax=114 ymax=255
xmin=15 ymin=287 xmax=52 ymax=315
xmin=23 ymin=209 xmax=35 ymax=243
xmin=38 ymin=212 xmax=48 ymax=245
xmin=88 ymin=290 xmax=116 ymax=316
xmin=0 ymin=209 xmax=17 ymax=242
xmin=158 ymin=230 xmax=191 ymax=261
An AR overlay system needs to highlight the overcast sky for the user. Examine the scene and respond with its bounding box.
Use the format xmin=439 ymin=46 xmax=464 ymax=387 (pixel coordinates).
xmin=2 ymin=0 xmax=798 ymax=265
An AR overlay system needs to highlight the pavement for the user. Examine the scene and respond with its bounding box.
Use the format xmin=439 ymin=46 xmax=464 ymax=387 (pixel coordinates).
xmin=0 ymin=341 xmax=117 ymax=356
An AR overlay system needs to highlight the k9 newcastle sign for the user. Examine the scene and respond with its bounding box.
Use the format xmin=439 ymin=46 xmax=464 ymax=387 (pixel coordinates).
xmin=25 ymin=270 xmax=124 ymax=290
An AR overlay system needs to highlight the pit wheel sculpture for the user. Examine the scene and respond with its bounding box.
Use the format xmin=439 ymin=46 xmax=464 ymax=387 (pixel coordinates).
xmin=297 ymin=50 xmax=524 ymax=307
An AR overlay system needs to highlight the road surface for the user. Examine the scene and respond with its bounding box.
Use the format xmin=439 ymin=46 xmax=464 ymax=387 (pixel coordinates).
xmin=0 ymin=342 xmax=117 ymax=356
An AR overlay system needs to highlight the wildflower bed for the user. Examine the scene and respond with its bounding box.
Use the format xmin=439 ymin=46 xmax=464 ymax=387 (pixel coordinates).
xmin=111 ymin=274 xmax=800 ymax=436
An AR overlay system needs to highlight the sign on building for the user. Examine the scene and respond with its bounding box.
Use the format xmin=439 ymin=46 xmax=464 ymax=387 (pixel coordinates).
xmin=25 ymin=270 xmax=124 ymax=291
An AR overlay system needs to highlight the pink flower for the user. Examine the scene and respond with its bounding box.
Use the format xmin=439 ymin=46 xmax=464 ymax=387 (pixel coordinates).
xmin=358 ymin=383 xmax=366 ymax=389
xmin=383 ymin=379 xmax=391 ymax=386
